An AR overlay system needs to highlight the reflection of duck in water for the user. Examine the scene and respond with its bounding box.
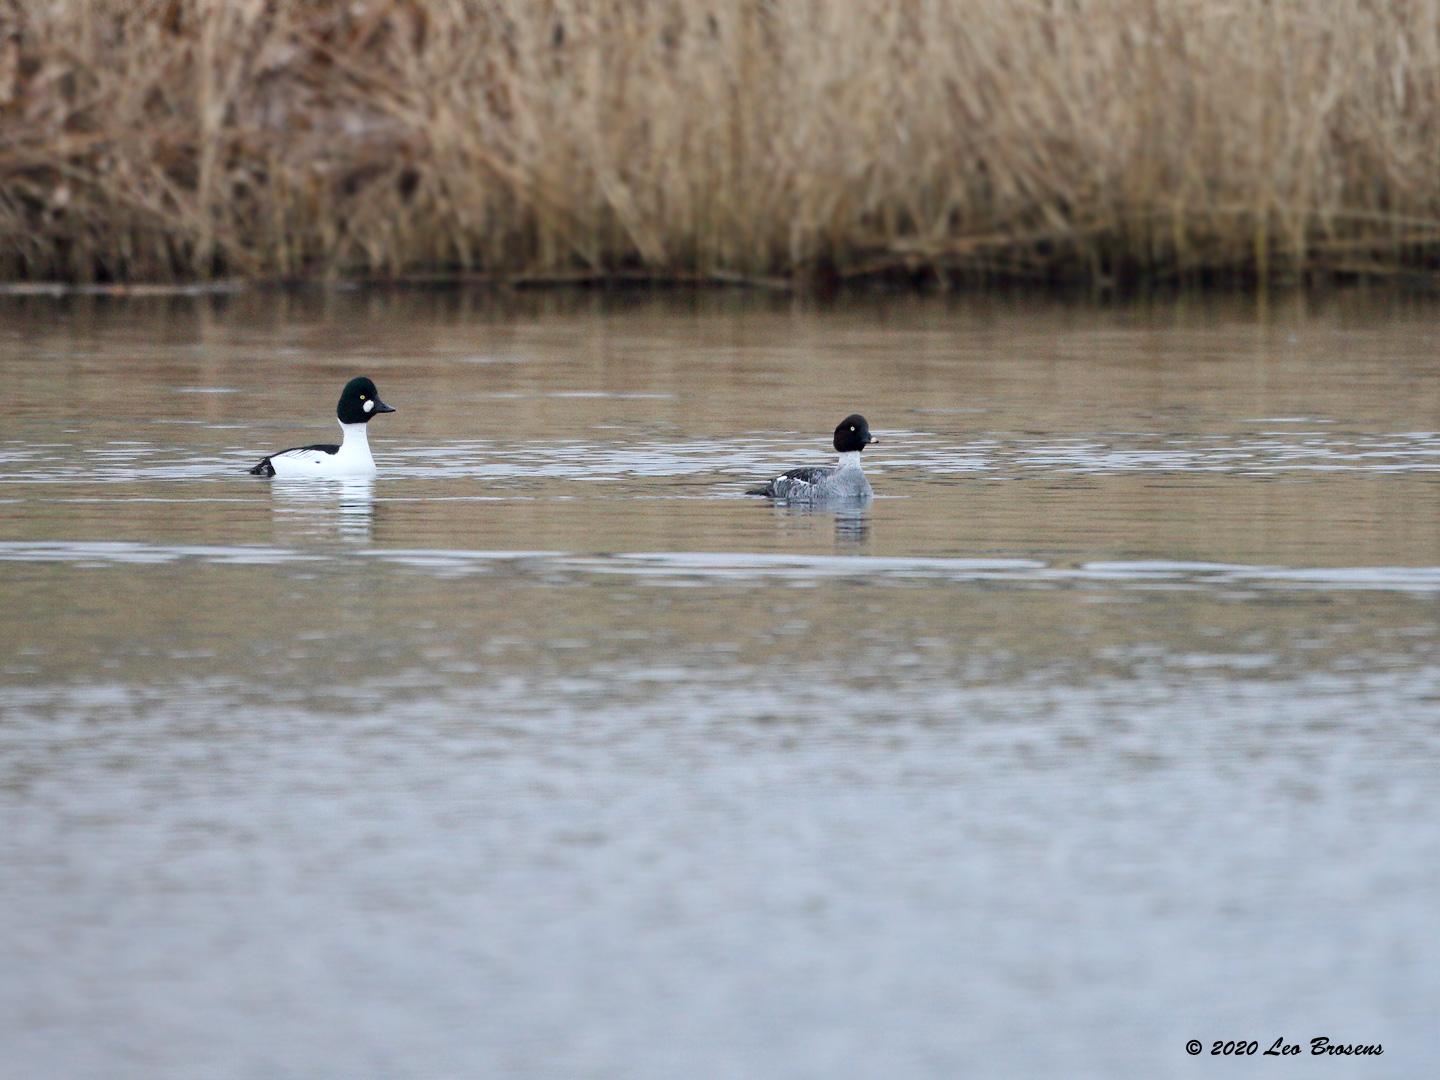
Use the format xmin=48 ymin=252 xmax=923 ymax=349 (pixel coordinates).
xmin=769 ymin=500 xmax=872 ymax=545
xmin=271 ymin=476 xmax=376 ymax=542
xmin=747 ymin=415 xmax=877 ymax=501
xmin=248 ymin=377 xmax=394 ymax=478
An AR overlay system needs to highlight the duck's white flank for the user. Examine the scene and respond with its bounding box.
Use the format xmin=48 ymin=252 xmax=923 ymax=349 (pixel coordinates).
xmin=268 ymin=422 xmax=376 ymax=478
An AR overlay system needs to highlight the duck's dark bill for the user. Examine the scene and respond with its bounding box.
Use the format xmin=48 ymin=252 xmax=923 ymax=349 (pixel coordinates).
xmin=375 ymin=401 xmax=396 ymax=413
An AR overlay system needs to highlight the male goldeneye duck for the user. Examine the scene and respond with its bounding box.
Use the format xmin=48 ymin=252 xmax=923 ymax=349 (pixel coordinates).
xmin=247 ymin=376 xmax=395 ymax=478
xmin=747 ymin=414 xmax=877 ymax=500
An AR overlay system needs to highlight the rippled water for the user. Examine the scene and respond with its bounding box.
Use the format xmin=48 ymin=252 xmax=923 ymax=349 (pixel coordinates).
xmin=2 ymin=291 xmax=1438 ymax=1078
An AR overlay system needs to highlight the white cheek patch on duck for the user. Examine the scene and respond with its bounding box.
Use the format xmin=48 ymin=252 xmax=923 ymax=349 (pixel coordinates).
xmin=363 ymin=399 xmax=375 ymax=414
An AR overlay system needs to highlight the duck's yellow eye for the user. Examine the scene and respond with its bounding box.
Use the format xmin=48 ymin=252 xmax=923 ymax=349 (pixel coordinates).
xmin=360 ymin=394 xmax=367 ymax=400
xmin=849 ymin=425 xmax=855 ymax=431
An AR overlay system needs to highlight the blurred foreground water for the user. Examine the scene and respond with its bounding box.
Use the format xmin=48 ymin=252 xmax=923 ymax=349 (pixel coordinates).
xmin=1 ymin=290 xmax=1437 ymax=1078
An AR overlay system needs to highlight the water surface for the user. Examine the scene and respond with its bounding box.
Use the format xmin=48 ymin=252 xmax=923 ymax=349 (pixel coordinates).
xmin=2 ymin=290 xmax=1438 ymax=1078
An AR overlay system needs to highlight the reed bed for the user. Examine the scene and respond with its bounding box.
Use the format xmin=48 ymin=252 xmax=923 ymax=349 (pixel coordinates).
xmin=3 ymin=0 xmax=1440 ymax=287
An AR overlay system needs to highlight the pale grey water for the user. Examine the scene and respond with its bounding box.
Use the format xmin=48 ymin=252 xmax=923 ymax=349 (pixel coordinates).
xmin=1 ymin=291 xmax=1438 ymax=1078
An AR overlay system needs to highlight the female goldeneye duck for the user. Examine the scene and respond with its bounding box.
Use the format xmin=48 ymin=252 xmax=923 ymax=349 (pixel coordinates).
xmin=747 ymin=414 xmax=877 ymax=500
xmin=247 ymin=376 xmax=395 ymax=478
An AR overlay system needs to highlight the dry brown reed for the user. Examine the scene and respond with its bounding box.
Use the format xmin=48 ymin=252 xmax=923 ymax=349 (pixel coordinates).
xmin=3 ymin=0 xmax=1440 ymax=287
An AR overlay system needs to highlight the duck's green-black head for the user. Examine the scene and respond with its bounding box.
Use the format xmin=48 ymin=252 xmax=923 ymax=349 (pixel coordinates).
xmin=833 ymin=414 xmax=875 ymax=453
xmin=337 ymin=377 xmax=395 ymax=424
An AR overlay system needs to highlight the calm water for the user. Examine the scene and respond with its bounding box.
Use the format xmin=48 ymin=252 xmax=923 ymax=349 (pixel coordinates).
xmin=2 ymin=290 xmax=1438 ymax=1078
